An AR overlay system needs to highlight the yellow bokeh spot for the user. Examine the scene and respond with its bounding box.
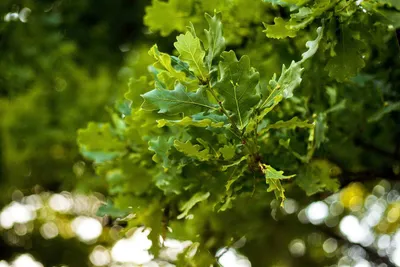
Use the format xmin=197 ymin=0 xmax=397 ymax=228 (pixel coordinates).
xmin=387 ymin=203 xmax=400 ymax=223
xmin=340 ymin=183 xmax=365 ymax=209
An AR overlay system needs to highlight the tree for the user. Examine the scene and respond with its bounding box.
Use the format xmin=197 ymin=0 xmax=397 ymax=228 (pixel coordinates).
xmin=77 ymin=0 xmax=400 ymax=266
xmin=1 ymin=0 xmax=400 ymax=266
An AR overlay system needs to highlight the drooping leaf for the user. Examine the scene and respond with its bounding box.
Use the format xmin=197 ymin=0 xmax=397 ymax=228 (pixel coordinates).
xmin=214 ymin=51 xmax=260 ymax=129
xmin=260 ymin=164 xmax=294 ymax=205
xmin=174 ymin=31 xmax=209 ymax=82
xmin=262 ymin=164 xmax=296 ymax=180
xmin=177 ymin=192 xmax=210 ymax=219
xmin=300 ymin=26 xmax=324 ymax=62
xmin=204 ymin=12 xmax=226 ymax=68
xmin=141 ymin=83 xmax=216 ymax=115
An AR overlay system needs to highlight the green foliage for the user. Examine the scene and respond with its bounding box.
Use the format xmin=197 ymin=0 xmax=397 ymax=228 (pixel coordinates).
xmin=3 ymin=0 xmax=398 ymax=266
xmin=296 ymin=159 xmax=340 ymax=196
xmin=76 ymin=0 xmax=400 ymax=260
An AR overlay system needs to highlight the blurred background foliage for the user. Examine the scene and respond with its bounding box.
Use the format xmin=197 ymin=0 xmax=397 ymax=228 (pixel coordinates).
xmin=0 ymin=0 xmax=400 ymax=267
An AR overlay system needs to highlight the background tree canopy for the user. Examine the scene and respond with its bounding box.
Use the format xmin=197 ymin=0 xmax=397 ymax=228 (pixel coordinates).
xmin=1 ymin=0 xmax=400 ymax=266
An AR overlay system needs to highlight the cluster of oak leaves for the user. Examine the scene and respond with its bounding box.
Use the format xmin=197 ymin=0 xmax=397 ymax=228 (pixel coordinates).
xmin=77 ymin=0 xmax=400 ymax=259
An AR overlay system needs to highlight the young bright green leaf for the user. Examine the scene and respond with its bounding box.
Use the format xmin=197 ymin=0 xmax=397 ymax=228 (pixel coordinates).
xmin=157 ymin=116 xmax=225 ymax=128
xmin=262 ymin=164 xmax=296 ymax=180
xmin=260 ymin=164 xmax=294 ymax=205
xmin=219 ymin=144 xmax=236 ymax=160
xmin=267 ymin=179 xmax=286 ymax=206
xmin=204 ymin=12 xmax=226 ymax=68
xmin=214 ymin=51 xmax=260 ymax=129
xmin=177 ymin=192 xmax=210 ymax=219
xmin=144 ymin=0 xmax=188 ymax=36
xmin=125 ymin=76 xmax=149 ymax=109
xmin=148 ymin=44 xmax=187 ymax=82
xmin=174 ymin=140 xmax=212 ymax=161
xmin=263 ymin=18 xmax=297 ymax=39
xmin=77 ymin=122 xmax=126 ymax=153
xmin=141 ymin=83 xmax=216 ymax=115
xmin=174 ymin=32 xmax=209 ymax=81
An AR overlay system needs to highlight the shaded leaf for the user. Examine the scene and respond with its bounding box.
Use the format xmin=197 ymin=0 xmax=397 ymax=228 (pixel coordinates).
xmin=178 ymin=192 xmax=210 ymax=219
xmin=368 ymin=102 xmax=400 ymax=122
xmin=325 ymin=28 xmax=366 ymax=81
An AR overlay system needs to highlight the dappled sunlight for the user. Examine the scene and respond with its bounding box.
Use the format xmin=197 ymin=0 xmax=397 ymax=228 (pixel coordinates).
xmin=71 ymin=216 xmax=103 ymax=243
xmin=111 ymin=228 xmax=153 ymax=264
xmin=2 ymin=181 xmax=400 ymax=266
xmin=0 ymin=202 xmax=36 ymax=229
xmin=217 ymin=248 xmax=251 ymax=267
xmin=306 ymin=201 xmax=329 ymax=225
